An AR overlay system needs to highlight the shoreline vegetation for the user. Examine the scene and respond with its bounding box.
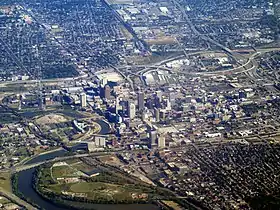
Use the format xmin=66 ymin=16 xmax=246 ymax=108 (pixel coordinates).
xmin=12 ymin=163 xmax=177 ymax=210
xmin=11 ymin=162 xmax=210 ymax=210
xmin=32 ymin=163 xmax=160 ymax=206
xmin=11 ymin=173 xmax=41 ymax=209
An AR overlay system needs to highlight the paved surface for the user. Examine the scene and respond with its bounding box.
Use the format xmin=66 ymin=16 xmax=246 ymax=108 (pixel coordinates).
xmin=0 ymin=187 xmax=37 ymax=210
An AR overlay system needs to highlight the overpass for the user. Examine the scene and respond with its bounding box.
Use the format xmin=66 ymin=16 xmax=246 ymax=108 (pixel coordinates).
xmin=139 ymin=50 xmax=264 ymax=78
xmin=171 ymin=0 xmax=249 ymax=65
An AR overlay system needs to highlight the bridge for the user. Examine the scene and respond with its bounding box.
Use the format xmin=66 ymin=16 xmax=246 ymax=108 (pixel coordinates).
xmin=9 ymin=150 xmax=119 ymax=173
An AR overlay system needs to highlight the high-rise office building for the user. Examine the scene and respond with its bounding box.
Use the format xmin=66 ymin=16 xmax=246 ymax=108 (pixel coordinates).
xmin=138 ymin=91 xmax=145 ymax=111
xmin=128 ymin=102 xmax=136 ymax=119
xmin=38 ymin=96 xmax=46 ymax=111
xmin=100 ymin=78 xmax=108 ymax=88
xmin=104 ymin=85 xmax=111 ymax=99
xmin=80 ymin=92 xmax=87 ymax=107
xmin=18 ymin=95 xmax=22 ymax=111
xmin=154 ymin=108 xmax=160 ymax=122
xmin=160 ymin=110 xmax=166 ymax=121
xmin=158 ymin=134 xmax=165 ymax=148
xmin=149 ymin=130 xmax=157 ymax=148
xmin=115 ymin=96 xmax=121 ymax=113
xmin=154 ymin=96 xmax=161 ymax=108
xmin=169 ymin=92 xmax=176 ymax=106
xmin=156 ymin=90 xmax=162 ymax=102
xmin=165 ymin=99 xmax=171 ymax=111
xmin=95 ymin=136 xmax=106 ymax=147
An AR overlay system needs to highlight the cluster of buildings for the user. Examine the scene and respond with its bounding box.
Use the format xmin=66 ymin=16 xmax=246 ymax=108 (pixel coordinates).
xmin=0 ymin=0 xmax=279 ymax=82
xmin=108 ymin=0 xmax=201 ymax=53
xmin=38 ymin=55 xmax=278 ymax=153
xmin=116 ymin=142 xmax=280 ymax=209
xmin=0 ymin=0 xmax=139 ymax=82
xmin=185 ymin=0 xmax=276 ymax=48
xmin=1 ymin=0 xmax=280 ymax=208
xmin=0 ymin=5 xmax=79 ymax=81
xmin=0 ymin=121 xmax=58 ymax=169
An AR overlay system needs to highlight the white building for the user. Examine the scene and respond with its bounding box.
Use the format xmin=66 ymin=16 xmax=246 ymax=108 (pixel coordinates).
xmin=128 ymin=102 xmax=136 ymax=119
xmin=80 ymin=93 xmax=87 ymax=107
xmin=95 ymin=136 xmax=106 ymax=147
xmin=158 ymin=134 xmax=166 ymax=148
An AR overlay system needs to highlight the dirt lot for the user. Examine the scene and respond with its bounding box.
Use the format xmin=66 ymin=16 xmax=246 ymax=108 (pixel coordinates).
xmin=36 ymin=114 xmax=68 ymax=125
xmin=145 ymin=36 xmax=177 ymax=45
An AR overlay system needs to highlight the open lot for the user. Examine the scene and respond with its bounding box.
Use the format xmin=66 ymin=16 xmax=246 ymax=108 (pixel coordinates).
xmin=52 ymin=165 xmax=79 ymax=179
xmin=0 ymin=172 xmax=12 ymax=192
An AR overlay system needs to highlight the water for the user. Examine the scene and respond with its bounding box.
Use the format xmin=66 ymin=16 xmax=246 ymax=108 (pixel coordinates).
xmin=25 ymin=150 xmax=68 ymax=165
xmin=18 ymin=168 xmax=69 ymax=210
xmin=16 ymin=120 xmax=159 ymax=210
xmin=95 ymin=119 xmax=111 ymax=135
xmin=18 ymin=167 xmax=160 ymax=210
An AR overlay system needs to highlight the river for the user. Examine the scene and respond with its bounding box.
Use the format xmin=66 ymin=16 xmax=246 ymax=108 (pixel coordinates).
xmin=16 ymin=120 xmax=160 ymax=210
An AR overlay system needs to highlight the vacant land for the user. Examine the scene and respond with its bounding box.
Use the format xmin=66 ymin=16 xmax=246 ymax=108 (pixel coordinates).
xmin=35 ymin=162 xmax=170 ymax=205
xmin=72 ymin=162 xmax=95 ymax=174
xmin=161 ymin=200 xmax=183 ymax=210
xmin=145 ymin=36 xmax=177 ymax=45
xmin=0 ymin=172 xmax=12 ymax=192
xmin=48 ymin=180 xmax=150 ymax=202
xmin=36 ymin=114 xmax=68 ymax=125
xmin=52 ymin=165 xmax=79 ymax=179
xmin=98 ymin=155 xmax=121 ymax=166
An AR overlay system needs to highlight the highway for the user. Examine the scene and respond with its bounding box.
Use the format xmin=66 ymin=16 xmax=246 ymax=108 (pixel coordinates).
xmin=134 ymin=47 xmax=280 ymax=81
xmin=0 ymin=187 xmax=37 ymax=210
xmin=7 ymin=150 xmax=122 ymax=173
xmin=194 ymin=52 xmax=261 ymax=76
xmin=110 ymin=64 xmax=134 ymax=91
xmin=0 ymin=149 xmax=123 ymax=210
xmin=0 ymin=73 xmax=89 ymax=87
xmin=171 ymin=0 xmax=233 ymax=56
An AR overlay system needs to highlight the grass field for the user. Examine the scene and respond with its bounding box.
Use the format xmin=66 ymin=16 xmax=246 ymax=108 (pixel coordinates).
xmin=0 ymin=85 xmax=28 ymax=93
xmin=72 ymin=162 xmax=95 ymax=173
xmin=49 ymin=181 xmax=148 ymax=202
xmin=0 ymin=172 xmax=12 ymax=192
xmin=52 ymin=165 xmax=79 ymax=179
xmin=0 ymin=106 xmax=21 ymax=124
xmin=37 ymin=163 xmax=169 ymax=205
xmin=70 ymin=182 xmax=117 ymax=192
xmin=145 ymin=36 xmax=177 ymax=45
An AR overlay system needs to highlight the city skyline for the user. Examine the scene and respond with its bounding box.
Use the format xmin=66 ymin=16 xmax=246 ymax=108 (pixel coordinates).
xmin=0 ymin=0 xmax=280 ymax=209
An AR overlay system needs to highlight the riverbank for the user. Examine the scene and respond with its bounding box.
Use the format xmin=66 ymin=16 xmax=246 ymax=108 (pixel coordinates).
xmin=13 ymin=167 xmax=161 ymax=210
xmin=10 ymin=119 xmax=163 ymax=210
xmin=31 ymin=162 xmax=165 ymax=209
xmin=0 ymin=186 xmax=36 ymax=210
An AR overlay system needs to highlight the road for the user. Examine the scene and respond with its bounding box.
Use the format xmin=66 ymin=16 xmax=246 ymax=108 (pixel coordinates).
xmin=171 ymin=0 xmax=233 ymax=56
xmin=0 ymin=73 xmax=89 ymax=87
xmin=136 ymin=47 xmax=280 ymax=81
xmin=194 ymin=52 xmax=260 ymax=76
xmin=0 ymin=187 xmax=37 ymax=210
xmin=110 ymin=64 xmax=134 ymax=91
xmin=7 ymin=150 xmax=123 ymax=173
